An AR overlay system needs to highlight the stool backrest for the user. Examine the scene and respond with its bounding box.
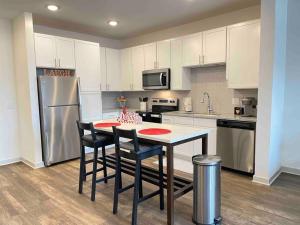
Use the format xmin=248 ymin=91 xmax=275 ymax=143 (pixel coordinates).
xmin=76 ymin=121 xmax=97 ymax=142
xmin=112 ymin=126 xmax=139 ymax=152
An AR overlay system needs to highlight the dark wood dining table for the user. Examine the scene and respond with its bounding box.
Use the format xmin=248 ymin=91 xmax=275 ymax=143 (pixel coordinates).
xmin=94 ymin=120 xmax=211 ymax=225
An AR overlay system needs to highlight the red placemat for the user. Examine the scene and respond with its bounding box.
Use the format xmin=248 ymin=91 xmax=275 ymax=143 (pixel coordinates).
xmin=95 ymin=122 xmax=121 ymax=128
xmin=138 ymin=128 xmax=171 ymax=135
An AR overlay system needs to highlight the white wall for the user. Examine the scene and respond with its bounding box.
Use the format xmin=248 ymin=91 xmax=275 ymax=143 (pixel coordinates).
xmin=122 ymin=5 xmax=260 ymax=47
xmin=281 ymin=0 xmax=300 ymax=175
xmin=0 ymin=19 xmax=21 ymax=165
xmin=34 ymin=25 xmax=122 ymax=49
xmin=12 ymin=13 xmax=43 ymax=168
xmin=254 ymin=0 xmax=288 ymax=185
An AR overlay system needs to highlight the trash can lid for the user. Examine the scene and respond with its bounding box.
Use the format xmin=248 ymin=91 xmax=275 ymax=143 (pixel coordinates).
xmin=192 ymin=155 xmax=221 ymax=166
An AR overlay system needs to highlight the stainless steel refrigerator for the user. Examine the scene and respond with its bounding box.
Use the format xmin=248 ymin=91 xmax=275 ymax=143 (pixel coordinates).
xmin=38 ymin=76 xmax=80 ymax=166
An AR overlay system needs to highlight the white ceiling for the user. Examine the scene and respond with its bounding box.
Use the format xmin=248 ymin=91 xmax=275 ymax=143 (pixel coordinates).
xmin=0 ymin=0 xmax=260 ymax=39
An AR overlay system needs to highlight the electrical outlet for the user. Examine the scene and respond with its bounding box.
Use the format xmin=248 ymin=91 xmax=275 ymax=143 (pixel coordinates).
xmin=232 ymin=98 xmax=240 ymax=105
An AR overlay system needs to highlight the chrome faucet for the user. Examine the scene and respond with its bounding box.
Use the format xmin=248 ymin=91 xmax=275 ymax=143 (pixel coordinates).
xmin=201 ymin=92 xmax=214 ymax=114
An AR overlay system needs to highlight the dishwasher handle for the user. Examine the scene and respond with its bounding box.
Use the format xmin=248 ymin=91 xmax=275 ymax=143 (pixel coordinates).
xmin=217 ymin=119 xmax=256 ymax=130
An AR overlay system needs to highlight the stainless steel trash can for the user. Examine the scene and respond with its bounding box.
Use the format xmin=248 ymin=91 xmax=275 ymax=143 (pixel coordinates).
xmin=192 ymin=155 xmax=222 ymax=225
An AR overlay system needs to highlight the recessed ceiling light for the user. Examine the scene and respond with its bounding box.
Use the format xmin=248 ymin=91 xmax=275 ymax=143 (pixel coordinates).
xmin=108 ymin=20 xmax=118 ymax=27
xmin=47 ymin=4 xmax=59 ymax=11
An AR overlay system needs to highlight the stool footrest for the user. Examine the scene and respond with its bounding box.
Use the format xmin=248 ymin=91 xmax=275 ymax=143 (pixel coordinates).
xmin=85 ymin=167 xmax=104 ymax=176
xmin=119 ymin=183 xmax=135 ymax=193
xmin=138 ymin=190 xmax=161 ymax=203
xmin=96 ymin=174 xmax=115 ymax=183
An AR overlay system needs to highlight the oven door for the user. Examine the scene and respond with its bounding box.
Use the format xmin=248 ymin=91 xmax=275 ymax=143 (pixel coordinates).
xmin=142 ymin=69 xmax=170 ymax=90
xmin=148 ymin=113 xmax=162 ymax=123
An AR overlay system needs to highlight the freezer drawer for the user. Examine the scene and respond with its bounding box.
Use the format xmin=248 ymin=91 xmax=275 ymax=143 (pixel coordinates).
xmin=217 ymin=126 xmax=255 ymax=174
xmin=41 ymin=105 xmax=80 ymax=166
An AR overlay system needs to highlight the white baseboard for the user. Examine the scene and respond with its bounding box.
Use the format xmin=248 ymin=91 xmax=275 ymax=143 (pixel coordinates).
xmin=21 ymin=158 xmax=45 ymax=169
xmin=281 ymin=166 xmax=300 ymax=176
xmin=0 ymin=157 xmax=22 ymax=166
xmin=252 ymin=168 xmax=282 ymax=186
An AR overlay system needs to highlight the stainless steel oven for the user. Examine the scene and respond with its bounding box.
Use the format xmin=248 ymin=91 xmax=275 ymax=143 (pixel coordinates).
xmin=142 ymin=68 xmax=170 ymax=90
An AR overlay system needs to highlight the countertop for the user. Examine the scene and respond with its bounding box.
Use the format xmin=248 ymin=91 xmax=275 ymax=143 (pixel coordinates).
xmin=162 ymin=111 xmax=257 ymax=122
xmin=93 ymin=119 xmax=212 ymax=144
xmin=102 ymin=108 xmax=139 ymax=114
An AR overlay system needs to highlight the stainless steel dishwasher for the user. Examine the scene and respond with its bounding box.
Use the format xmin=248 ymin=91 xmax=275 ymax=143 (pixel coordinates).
xmin=217 ymin=119 xmax=256 ymax=174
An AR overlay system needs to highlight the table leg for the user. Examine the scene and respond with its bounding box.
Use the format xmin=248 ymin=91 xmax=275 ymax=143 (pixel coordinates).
xmin=166 ymin=145 xmax=174 ymax=225
xmin=202 ymin=134 xmax=208 ymax=155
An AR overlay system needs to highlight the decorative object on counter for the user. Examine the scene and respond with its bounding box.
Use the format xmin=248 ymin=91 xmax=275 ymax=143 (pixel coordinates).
xmin=234 ymin=107 xmax=244 ymax=115
xmin=139 ymin=97 xmax=148 ymax=112
xmin=117 ymin=96 xmax=127 ymax=108
xmin=183 ymin=97 xmax=193 ymax=112
xmin=117 ymin=107 xmax=142 ymax=124
xmin=37 ymin=68 xmax=75 ymax=77
xmin=94 ymin=122 xmax=121 ymax=128
xmin=138 ymin=128 xmax=171 ymax=135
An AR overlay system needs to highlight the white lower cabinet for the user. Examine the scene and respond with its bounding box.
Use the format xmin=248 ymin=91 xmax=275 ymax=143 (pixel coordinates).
xmin=162 ymin=115 xmax=217 ymax=172
xmin=80 ymin=93 xmax=102 ymax=121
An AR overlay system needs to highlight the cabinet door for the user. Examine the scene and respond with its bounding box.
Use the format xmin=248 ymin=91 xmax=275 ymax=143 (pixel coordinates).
xmin=144 ymin=42 xmax=157 ymax=70
xmin=56 ymin=37 xmax=76 ymax=69
xmin=80 ymin=93 xmax=102 ymax=121
xmin=157 ymin=40 xmax=171 ymax=68
xmin=75 ymin=41 xmax=101 ymax=92
xmin=132 ymin=46 xmax=144 ymax=91
xmin=182 ymin=33 xmax=203 ymax=67
xmin=121 ymin=48 xmax=133 ymax=91
xmin=203 ymin=27 xmax=227 ymax=65
xmin=226 ymin=20 xmax=260 ymax=89
xmin=34 ymin=33 xmax=56 ymax=68
xmin=106 ymin=48 xmax=121 ymax=91
xmin=100 ymin=47 xmax=107 ymax=91
xmin=170 ymin=39 xmax=191 ymax=90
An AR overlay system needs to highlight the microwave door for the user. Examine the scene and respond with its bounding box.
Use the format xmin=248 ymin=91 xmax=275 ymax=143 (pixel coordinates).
xmin=143 ymin=70 xmax=169 ymax=90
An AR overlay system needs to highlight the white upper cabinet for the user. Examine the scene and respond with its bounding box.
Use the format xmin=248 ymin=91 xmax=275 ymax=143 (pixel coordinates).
xmin=182 ymin=32 xmax=203 ymax=67
xmin=34 ymin=33 xmax=56 ymax=68
xmin=170 ymin=38 xmax=191 ymax=90
xmin=157 ymin=40 xmax=171 ymax=69
xmin=105 ymin=48 xmax=121 ymax=91
xmin=100 ymin=47 xmax=107 ymax=91
xmin=55 ymin=37 xmax=76 ymax=69
xmin=144 ymin=42 xmax=157 ymax=70
xmin=203 ymin=27 xmax=227 ymax=65
xmin=121 ymin=48 xmax=133 ymax=91
xmin=75 ymin=40 xmax=101 ymax=92
xmin=226 ymin=20 xmax=260 ymax=89
xmin=131 ymin=45 xmax=144 ymax=91
xmin=34 ymin=33 xmax=75 ymax=69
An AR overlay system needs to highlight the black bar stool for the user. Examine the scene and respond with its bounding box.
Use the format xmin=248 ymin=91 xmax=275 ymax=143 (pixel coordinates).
xmin=77 ymin=121 xmax=115 ymax=201
xmin=112 ymin=126 xmax=164 ymax=225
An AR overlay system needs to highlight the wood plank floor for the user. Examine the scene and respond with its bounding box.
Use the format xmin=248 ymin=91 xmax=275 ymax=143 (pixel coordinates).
xmin=0 ymin=156 xmax=299 ymax=225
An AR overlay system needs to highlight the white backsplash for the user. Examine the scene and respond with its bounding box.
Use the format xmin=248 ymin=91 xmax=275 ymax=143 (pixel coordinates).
xmin=102 ymin=66 xmax=258 ymax=115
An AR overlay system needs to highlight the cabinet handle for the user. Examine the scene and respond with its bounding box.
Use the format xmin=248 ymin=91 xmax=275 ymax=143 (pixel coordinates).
xmin=107 ymin=84 xmax=109 ymax=90
xmin=59 ymin=59 xmax=61 ymax=67
xmin=54 ymin=58 xmax=57 ymax=67
xmin=156 ymin=61 xmax=159 ymax=68
xmin=202 ymin=55 xmax=205 ymax=64
xmin=100 ymin=84 xmax=102 ymax=91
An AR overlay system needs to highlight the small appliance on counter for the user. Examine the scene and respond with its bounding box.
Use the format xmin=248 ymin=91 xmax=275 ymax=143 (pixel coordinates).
xmin=136 ymin=98 xmax=178 ymax=123
xmin=241 ymin=97 xmax=257 ymax=117
xmin=183 ymin=97 xmax=193 ymax=112
xmin=139 ymin=97 xmax=148 ymax=111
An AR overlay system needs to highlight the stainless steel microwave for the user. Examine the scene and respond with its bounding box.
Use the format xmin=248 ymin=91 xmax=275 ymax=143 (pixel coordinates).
xmin=142 ymin=68 xmax=170 ymax=90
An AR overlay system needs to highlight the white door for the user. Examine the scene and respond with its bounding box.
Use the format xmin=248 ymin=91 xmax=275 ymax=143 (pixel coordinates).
xmin=182 ymin=33 xmax=203 ymax=67
xmin=106 ymin=48 xmax=121 ymax=91
xmin=144 ymin=42 xmax=157 ymax=70
xmin=226 ymin=20 xmax=261 ymax=89
xmin=203 ymin=27 xmax=227 ymax=65
xmin=75 ymin=40 xmax=101 ymax=92
xmin=170 ymin=39 xmax=191 ymax=90
xmin=56 ymin=37 xmax=76 ymax=69
xmin=80 ymin=92 xmax=102 ymax=121
xmin=121 ymin=48 xmax=133 ymax=91
xmin=34 ymin=33 xmax=56 ymax=68
xmin=132 ymin=45 xmax=144 ymax=91
xmin=100 ymin=47 xmax=107 ymax=91
xmin=157 ymin=40 xmax=171 ymax=69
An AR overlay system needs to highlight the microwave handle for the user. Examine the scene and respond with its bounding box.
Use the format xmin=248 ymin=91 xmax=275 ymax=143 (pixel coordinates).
xmin=160 ymin=73 xmax=164 ymax=85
